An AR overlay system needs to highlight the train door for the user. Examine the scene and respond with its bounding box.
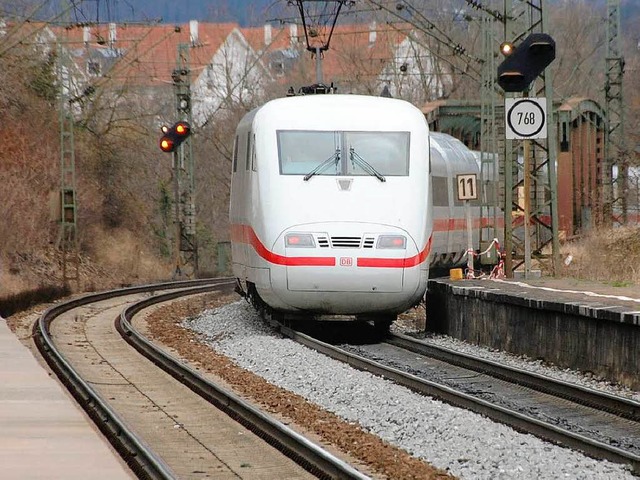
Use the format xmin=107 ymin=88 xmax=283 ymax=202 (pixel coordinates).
xmin=445 ymin=145 xmax=466 ymax=265
xmin=246 ymin=131 xmax=263 ymax=271
xmin=230 ymin=130 xmax=252 ymax=274
xmin=229 ymin=134 xmax=242 ymax=271
xmin=430 ymin=145 xmax=451 ymax=266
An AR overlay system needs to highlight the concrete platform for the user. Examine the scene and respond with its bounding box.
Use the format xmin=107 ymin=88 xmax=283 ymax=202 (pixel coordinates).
xmin=0 ymin=317 xmax=133 ymax=479
xmin=426 ymin=277 xmax=640 ymax=389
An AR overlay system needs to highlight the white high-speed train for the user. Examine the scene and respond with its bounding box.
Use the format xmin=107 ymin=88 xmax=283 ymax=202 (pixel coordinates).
xmin=229 ymin=93 xmax=496 ymax=328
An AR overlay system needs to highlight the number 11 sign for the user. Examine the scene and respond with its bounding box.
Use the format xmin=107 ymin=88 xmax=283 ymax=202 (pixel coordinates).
xmin=456 ymin=174 xmax=478 ymax=201
xmin=457 ymin=173 xmax=478 ymax=277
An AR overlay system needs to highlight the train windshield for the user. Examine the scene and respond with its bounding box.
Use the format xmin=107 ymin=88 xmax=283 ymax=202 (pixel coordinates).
xmin=277 ymin=130 xmax=410 ymax=177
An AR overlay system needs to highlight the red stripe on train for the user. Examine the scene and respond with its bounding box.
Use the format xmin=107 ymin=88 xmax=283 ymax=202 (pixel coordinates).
xmin=433 ymin=216 xmax=505 ymax=231
xmin=231 ymin=224 xmax=431 ymax=268
xmin=357 ymin=237 xmax=432 ymax=268
xmin=231 ymin=224 xmax=335 ymax=266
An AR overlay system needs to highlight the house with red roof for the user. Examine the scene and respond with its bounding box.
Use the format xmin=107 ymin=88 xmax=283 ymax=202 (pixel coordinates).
xmin=0 ymin=20 xmax=88 ymax=103
xmin=51 ymin=20 xmax=271 ymax=126
xmin=241 ymin=21 xmax=449 ymax=103
xmin=10 ymin=18 xmax=446 ymax=128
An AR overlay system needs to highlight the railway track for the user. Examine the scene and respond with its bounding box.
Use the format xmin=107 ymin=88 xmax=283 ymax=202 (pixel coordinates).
xmin=33 ymin=279 xmax=370 ymax=480
xmin=279 ymin=324 xmax=640 ymax=475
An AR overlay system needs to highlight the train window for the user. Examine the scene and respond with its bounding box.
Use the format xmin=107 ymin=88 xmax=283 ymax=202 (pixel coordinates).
xmin=432 ymin=176 xmax=449 ymax=207
xmin=232 ymin=136 xmax=239 ymax=172
xmin=345 ymin=132 xmax=409 ymax=176
xmin=277 ymin=130 xmax=409 ymax=177
xmin=278 ymin=130 xmax=340 ymax=175
xmin=245 ymin=131 xmax=251 ymax=170
xmin=251 ymin=134 xmax=257 ymax=171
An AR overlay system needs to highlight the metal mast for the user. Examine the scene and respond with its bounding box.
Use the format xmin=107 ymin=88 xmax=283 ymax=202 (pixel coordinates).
xmin=171 ymin=43 xmax=197 ymax=278
xmin=479 ymin=11 xmax=500 ymax=254
xmin=501 ymin=0 xmax=559 ymax=277
xmin=604 ymin=0 xmax=626 ymax=225
xmin=57 ymin=41 xmax=80 ymax=290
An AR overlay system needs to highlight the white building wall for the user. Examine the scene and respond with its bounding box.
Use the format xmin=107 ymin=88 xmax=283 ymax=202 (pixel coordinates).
xmin=378 ymin=34 xmax=450 ymax=105
xmin=192 ymin=29 xmax=270 ymax=126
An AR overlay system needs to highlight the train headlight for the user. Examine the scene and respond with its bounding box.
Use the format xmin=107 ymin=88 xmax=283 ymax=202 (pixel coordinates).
xmin=285 ymin=233 xmax=315 ymax=248
xmin=377 ymin=235 xmax=406 ymax=249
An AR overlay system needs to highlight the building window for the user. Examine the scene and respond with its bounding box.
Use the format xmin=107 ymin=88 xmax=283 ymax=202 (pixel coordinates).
xmin=87 ymin=61 xmax=101 ymax=76
xmin=271 ymin=61 xmax=285 ymax=76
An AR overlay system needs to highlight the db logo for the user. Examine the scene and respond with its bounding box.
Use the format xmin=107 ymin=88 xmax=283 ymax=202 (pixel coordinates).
xmin=340 ymin=257 xmax=353 ymax=267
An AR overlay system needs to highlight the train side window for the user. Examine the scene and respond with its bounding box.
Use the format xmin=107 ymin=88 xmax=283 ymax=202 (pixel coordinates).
xmin=251 ymin=134 xmax=257 ymax=171
xmin=232 ymin=136 xmax=239 ymax=172
xmin=432 ymin=176 xmax=449 ymax=207
xmin=245 ymin=131 xmax=251 ymax=171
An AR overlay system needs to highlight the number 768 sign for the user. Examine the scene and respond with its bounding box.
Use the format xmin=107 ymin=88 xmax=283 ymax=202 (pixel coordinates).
xmin=505 ymin=97 xmax=548 ymax=140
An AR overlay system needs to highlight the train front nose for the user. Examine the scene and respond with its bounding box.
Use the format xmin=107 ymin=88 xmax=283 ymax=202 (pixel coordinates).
xmin=271 ymin=222 xmax=426 ymax=314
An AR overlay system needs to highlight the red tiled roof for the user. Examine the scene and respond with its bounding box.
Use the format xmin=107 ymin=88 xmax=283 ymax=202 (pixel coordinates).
xmin=322 ymin=23 xmax=410 ymax=84
xmin=51 ymin=22 xmax=240 ymax=87
xmin=41 ymin=20 xmax=416 ymax=90
xmin=1 ymin=21 xmax=57 ymax=52
xmin=242 ymin=24 xmax=296 ymax=53
xmin=241 ymin=22 xmax=412 ymax=88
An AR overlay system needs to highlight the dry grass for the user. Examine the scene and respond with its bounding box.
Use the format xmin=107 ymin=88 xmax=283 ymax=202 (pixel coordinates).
xmin=85 ymin=226 xmax=173 ymax=286
xmin=559 ymin=226 xmax=640 ymax=286
xmin=0 ymin=228 xmax=172 ymax=298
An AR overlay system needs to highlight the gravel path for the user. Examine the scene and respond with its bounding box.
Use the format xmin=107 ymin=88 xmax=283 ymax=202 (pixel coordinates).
xmin=184 ymin=300 xmax=637 ymax=480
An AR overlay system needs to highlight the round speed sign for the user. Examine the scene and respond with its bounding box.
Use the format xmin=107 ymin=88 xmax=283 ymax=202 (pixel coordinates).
xmin=505 ymin=97 xmax=547 ymax=140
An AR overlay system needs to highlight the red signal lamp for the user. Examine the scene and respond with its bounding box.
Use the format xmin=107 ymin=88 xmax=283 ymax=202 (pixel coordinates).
xmin=160 ymin=137 xmax=175 ymax=152
xmin=159 ymin=120 xmax=191 ymax=153
xmin=175 ymin=121 xmax=190 ymax=136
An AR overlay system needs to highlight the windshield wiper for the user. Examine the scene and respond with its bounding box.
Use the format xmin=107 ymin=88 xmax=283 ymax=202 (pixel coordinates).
xmin=303 ymin=149 xmax=341 ymax=181
xmin=349 ymin=147 xmax=386 ymax=182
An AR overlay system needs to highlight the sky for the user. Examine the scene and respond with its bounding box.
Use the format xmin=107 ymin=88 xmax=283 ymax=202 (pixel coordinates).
xmin=28 ymin=0 xmax=281 ymax=26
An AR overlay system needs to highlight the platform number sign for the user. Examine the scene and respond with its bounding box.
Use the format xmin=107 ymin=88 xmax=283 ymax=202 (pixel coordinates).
xmin=456 ymin=174 xmax=478 ymax=201
xmin=505 ymin=97 xmax=547 ymax=140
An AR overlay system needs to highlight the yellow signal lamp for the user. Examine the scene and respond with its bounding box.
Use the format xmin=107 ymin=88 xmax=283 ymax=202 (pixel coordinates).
xmin=160 ymin=137 xmax=175 ymax=152
xmin=500 ymin=41 xmax=515 ymax=56
xmin=175 ymin=122 xmax=189 ymax=136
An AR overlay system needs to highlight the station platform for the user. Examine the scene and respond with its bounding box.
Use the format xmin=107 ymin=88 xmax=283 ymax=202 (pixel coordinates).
xmin=450 ymin=276 xmax=640 ymax=323
xmin=426 ymin=276 xmax=640 ymax=390
xmin=0 ymin=317 xmax=133 ymax=479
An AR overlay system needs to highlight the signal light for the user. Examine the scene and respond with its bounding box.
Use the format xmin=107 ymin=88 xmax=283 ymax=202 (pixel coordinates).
xmin=160 ymin=137 xmax=174 ymax=152
xmin=159 ymin=121 xmax=191 ymax=153
xmin=499 ymin=41 xmax=514 ymax=56
xmin=497 ymin=33 xmax=556 ymax=92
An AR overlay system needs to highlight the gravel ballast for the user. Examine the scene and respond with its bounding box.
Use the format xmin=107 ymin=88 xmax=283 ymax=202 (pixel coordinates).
xmin=184 ymin=300 xmax=637 ymax=480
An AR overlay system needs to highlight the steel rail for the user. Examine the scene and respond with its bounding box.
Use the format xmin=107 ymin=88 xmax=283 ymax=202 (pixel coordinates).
xmin=281 ymin=326 xmax=640 ymax=475
xmin=33 ymin=279 xmax=217 ymax=479
xmin=387 ymin=332 xmax=640 ymax=422
xmin=117 ymin=282 xmax=371 ymax=480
